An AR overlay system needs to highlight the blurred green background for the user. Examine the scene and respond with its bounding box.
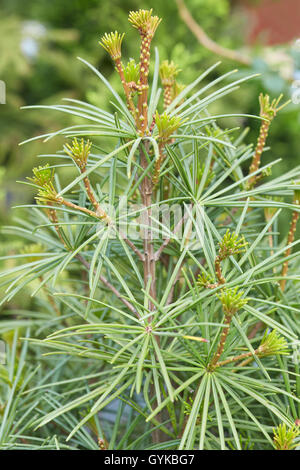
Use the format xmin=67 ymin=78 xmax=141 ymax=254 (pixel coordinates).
xmin=0 ymin=0 xmax=299 ymax=231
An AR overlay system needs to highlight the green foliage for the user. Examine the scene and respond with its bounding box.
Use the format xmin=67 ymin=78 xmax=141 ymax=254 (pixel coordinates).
xmin=273 ymin=423 xmax=300 ymax=450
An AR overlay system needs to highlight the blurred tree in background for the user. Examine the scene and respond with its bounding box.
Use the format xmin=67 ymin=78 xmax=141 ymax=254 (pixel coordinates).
xmin=0 ymin=0 xmax=298 ymax=278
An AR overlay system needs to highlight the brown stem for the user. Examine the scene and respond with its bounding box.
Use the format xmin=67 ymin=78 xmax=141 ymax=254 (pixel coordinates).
xmin=222 ymin=348 xmax=265 ymax=369
xmin=121 ymin=236 xmax=145 ymax=261
xmin=205 ymin=282 xmax=220 ymax=289
xmin=80 ymin=169 xmax=112 ymax=222
xmin=280 ymin=210 xmax=299 ymax=292
xmin=175 ymin=0 xmax=251 ymax=65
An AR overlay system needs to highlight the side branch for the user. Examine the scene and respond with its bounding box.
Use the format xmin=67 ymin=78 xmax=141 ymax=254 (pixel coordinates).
xmin=140 ymin=143 xmax=156 ymax=312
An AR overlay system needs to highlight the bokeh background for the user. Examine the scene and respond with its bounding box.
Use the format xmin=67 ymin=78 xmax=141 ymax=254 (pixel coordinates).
xmin=0 ymin=0 xmax=300 ymax=247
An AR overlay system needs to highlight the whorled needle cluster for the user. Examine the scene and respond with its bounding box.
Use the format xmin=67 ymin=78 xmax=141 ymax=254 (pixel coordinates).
xmin=99 ymin=10 xmax=162 ymax=136
xmin=273 ymin=423 xmax=300 ymax=450
xmin=99 ymin=31 xmax=125 ymax=60
xmin=129 ymin=9 xmax=162 ymax=135
xmin=99 ymin=31 xmax=137 ymax=121
xmin=215 ymin=329 xmax=289 ymax=368
xmin=28 ymin=164 xmax=59 ymax=205
xmin=153 ymin=111 xmax=182 ymax=185
xmin=64 ymin=137 xmax=91 ymax=170
xmin=280 ymin=183 xmax=300 ymax=291
xmin=256 ymin=329 xmax=289 ymax=358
